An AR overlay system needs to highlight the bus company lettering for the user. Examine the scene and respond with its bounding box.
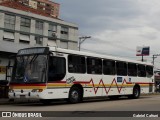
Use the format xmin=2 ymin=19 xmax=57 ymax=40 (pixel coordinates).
xmin=66 ymin=76 xmax=76 ymax=84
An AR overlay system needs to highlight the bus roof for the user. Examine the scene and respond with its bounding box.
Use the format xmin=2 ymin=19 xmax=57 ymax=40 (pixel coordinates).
xmin=49 ymin=47 xmax=153 ymax=66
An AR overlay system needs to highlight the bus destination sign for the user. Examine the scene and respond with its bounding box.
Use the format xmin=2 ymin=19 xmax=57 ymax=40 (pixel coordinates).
xmin=17 ymin=47 xmax=49 ymax=55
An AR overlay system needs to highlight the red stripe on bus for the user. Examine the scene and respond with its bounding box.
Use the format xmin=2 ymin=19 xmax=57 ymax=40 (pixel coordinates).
xmin=88 ymin=78 xmax=127 ymax=94
xmin=48 ymin=81 xmax=66 ymax=83
xmin=73 ymin=81 xmax=90 ymax=84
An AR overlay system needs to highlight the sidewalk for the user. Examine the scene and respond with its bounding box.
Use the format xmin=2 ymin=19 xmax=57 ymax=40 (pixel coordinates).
xmin=0 ymin=93 xmax=160 ymax=105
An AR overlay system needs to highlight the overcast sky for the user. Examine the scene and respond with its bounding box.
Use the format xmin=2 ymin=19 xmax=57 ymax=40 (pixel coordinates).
xmin=54 ymin=0 xmax=160 ymax=69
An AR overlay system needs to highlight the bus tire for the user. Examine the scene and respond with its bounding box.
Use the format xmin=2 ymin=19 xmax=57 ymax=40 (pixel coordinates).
xmin=128 ymin=86 xmax=140 ymax=99
xmin=68 ymin=87 xmax=82 ymax=104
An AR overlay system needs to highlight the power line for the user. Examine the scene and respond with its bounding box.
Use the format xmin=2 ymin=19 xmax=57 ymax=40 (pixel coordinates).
xmin=81 ymin=37 xmax=160 ymax=66
xmin=86 ymin=37 xmax=160 ymax=56
xmin=81 ymin=48 xmax=155 ymax=61
xmin=89 ymin=38 xmax=135 ymax=52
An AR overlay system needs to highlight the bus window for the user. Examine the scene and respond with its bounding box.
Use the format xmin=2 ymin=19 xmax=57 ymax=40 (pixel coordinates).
xmin=87 ymin=57 xmax=102 ymax=74
xmin=103 ymin=60 xmax=115 ymax=75
xmin=48 ymin=56 xmax=66 ymax=81
xmin=128 ymin=63 xmax=137 ymax=76
xmin=138 ymin=64 xmax=146 ymax=77
xmin=146 ymin=66 xmax=153 ymax=77
xmin=116 ymin=61 xmax=127 ymax=76
xmin=68 ymin=55 xmax=86 ymax=73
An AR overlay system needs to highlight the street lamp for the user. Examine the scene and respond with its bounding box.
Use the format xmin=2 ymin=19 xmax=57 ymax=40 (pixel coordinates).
xmin=78 ymin=36 xmax=91 ymax=51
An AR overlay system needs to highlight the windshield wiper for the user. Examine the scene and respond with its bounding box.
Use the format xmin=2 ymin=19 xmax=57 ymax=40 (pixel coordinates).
xmin=29 ymin=55 xmax=38 ymax=64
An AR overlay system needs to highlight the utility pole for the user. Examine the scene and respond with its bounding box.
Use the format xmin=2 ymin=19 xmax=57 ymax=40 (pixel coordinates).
xmin=78 ymin=36 xmax=91 ymax=51
xmin=152 ymin=54 xmax=160 ymax=65
xmin=142 ymin=55 xmax=144 ymax=62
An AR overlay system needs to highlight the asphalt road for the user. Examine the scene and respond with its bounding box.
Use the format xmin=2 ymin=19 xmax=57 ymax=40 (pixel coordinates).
xmin=0 ymin=95 xmax=160 ymax=120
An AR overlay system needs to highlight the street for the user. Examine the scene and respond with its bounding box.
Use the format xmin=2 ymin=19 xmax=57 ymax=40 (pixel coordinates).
xmin=1 ymin=95 xmax=160 ymax=111
xmin=0 ymin=95 xmax=160 ymax=120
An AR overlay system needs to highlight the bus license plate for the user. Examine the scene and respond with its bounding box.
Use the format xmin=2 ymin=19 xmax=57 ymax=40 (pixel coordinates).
xmin=20 ymin=95 xmax=26 ymax=98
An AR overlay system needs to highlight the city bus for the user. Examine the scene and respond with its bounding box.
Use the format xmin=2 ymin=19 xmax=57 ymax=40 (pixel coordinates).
xmin=8 ymin=47 xmax=154 ymax=104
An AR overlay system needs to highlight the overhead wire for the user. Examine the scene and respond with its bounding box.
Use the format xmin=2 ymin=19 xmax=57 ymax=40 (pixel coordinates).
xmin=80 ymin=37 xmax=157 ymax=64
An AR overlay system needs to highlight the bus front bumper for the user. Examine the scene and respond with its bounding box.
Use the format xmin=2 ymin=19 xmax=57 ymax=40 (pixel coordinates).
xmin=8 ymin=89 xmax=43 ymax=100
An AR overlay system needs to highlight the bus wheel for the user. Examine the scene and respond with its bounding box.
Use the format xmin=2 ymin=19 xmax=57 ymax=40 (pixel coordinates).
xmin=128 ymin=86 xmax=140 ymax=99
xmin=68 ymin=87 xmax=82 ymax=104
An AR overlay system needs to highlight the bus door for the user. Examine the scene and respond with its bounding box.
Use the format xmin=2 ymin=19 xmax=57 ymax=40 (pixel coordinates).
xmin=146 ymin=65 xmax=154 ymax=93
xmin=116 ymin=61 xmax=128 ymax=95
xmin=48 ymin=56 xmax=66 ymax=84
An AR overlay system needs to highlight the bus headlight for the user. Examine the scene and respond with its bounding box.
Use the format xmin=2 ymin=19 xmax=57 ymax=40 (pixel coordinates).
xmin=31 ymin=89 xmax=43 ymax=92
xmin=9 ymin=89 xmax=14 ymax=93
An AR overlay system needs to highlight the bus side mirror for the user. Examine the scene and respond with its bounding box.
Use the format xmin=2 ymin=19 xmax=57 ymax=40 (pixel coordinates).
xmin=7 ymin=54 xmax=16 ymax=68
xmin=8 ymin=60 xmax=11 ymax=68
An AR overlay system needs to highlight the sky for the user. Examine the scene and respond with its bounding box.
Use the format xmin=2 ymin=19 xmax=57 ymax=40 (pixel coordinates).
xmin=54 ymin=0 xmax=160 ymax=69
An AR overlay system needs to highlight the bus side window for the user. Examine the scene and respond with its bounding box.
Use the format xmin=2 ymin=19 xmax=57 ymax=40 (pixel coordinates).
xmin=103 ymin=60 xmax=115 ymax=75
xmin=48 ymin=56 xmax=66 ymax=81
xmin=138 ymin=64 xmax=146 ymax=77
xmin=68 ymin=55 xmax=86 ymax=73
xmin=146 ymin=66 xmax=153 ymax=77
xmin=128 ymin=63 xmax=137 ymax=76
xmin=87 ymin=57 xmax=102 ymax=74
xmin=116 ymin=61 xmax=127 ymax=76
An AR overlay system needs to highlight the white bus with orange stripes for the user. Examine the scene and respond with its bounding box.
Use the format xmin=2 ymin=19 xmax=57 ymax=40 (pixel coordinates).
xmin=9 ymin=47 xmax=154 ymax=104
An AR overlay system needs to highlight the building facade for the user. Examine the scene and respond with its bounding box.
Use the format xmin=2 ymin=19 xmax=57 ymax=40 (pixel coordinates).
xmin=19 ymin=0 xmax=60 ymax=18
xmin=0 ymin=0 xmax=60 ymax=18
xmin=0 ymin=5 xmax=78 ymax=80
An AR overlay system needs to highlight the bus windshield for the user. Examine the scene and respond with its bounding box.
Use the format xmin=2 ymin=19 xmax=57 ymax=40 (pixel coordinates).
xmin=11 ymin=55 xmax=47 ymax=83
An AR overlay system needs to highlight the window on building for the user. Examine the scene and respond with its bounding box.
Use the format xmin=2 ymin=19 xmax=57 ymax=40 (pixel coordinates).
xmin=116 ymin=61 xmax=127 ymax=76
xmin=19 ymin=34 xmax=30 ymax=44
xmin=138 ymin=64 xmax=146 ymax=77
xmin=20 ymin=17 xmax=30 ymax=33
xmin=48 ymin=56 xmax=66 ymax=81
xmin=35 ymin=36 xmax=43 ymax=45
xmin=4 ymin=14 xmax=15 ymax=30
xmin=61 ymin=27 xmax=68 ymax=39
xmin=68 ymin=55 xmax=86 ymax=73
xmin=87 ymin=57 xmax=102 ymax=74
xmin=103 ymin=60 xmax=115 ymax=75
xmin=35 ymin=21 xmax=43 ymax=35
xmin=19 ymin=40 xmax=30 ymax=44
xmin=146 ymin=65 xmax=153 ymax=77
xmin=3 ymin=31 xmax=15 ymax=42
xmin=48 ymin=24 xmax=57 ymax=38
xmin=128 ymin=63 xmax=137 ymax=76
xmin=46 ymin=4 xmax=50 ymax=7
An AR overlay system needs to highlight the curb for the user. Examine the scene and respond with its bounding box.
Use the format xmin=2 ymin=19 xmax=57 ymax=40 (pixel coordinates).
xmin=141 ymin=93 xmax=160 ymax=96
